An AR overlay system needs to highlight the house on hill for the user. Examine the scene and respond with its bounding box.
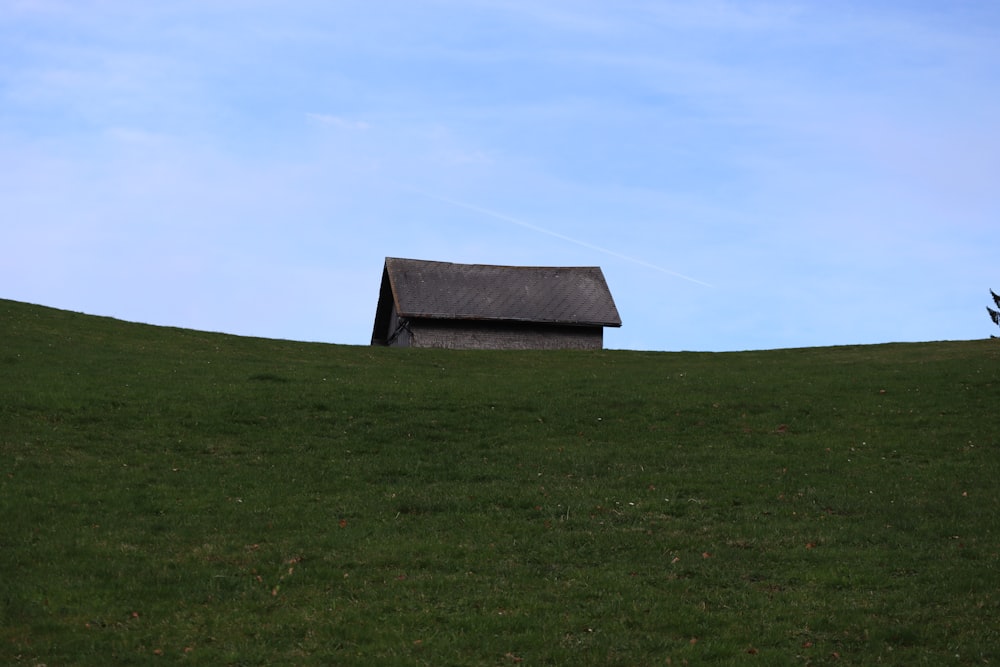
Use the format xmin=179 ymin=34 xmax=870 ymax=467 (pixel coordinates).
xmin=370 ymin=257 xmax=622 ymax=350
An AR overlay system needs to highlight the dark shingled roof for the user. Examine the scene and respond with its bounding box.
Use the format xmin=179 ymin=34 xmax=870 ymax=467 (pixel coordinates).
xmin=372 ymin=257 xmax=621 ymax=343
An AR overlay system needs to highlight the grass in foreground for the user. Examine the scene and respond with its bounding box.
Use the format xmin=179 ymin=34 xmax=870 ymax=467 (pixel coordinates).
xmin=1 ymin=298 xmax=998 ymax=665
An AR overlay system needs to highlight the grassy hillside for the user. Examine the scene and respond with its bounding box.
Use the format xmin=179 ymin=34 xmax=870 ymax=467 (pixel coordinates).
xmin=1 ymin=298 xmax=998 ymax=665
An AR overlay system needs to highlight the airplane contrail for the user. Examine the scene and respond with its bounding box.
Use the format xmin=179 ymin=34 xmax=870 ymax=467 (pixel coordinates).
xmin=405 ymin=186 xmax=713 ymax=287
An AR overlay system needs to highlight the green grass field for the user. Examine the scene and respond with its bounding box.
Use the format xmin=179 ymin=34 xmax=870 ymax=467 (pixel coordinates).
xmin=2 ymin=298 xmax=998 ymax=665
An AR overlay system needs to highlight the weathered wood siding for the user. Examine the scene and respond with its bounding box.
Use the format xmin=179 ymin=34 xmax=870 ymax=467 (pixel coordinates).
xmin=399 ymin=318 xmax=603 ymax=350
xmin=386 ymin=305 xmax=411 ymax=347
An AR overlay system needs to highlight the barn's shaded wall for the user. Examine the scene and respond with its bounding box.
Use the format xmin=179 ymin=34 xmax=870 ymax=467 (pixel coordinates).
xmin=403 ymin=319 xmax=603 ymax=350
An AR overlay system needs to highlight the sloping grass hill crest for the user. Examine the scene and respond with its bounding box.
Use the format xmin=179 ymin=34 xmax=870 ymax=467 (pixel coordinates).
xmin=2 ymin=298 xmax=998 ymax=665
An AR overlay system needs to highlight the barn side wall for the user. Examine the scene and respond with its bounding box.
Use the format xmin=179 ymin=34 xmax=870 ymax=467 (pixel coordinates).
xmin=403 ymin=319 xmax=604 ymax=350
xmin=387 ymin=306 xmax=412 ymax=347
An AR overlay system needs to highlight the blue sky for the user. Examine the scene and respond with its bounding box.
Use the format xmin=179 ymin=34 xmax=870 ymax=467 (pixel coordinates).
xmin=3 ymin=1 xmax=999 ymax=351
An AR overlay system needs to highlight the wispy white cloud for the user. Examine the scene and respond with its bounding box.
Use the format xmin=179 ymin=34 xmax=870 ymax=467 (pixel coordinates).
xmin=306 ymin=113 xmax=371 ymax=131
xmin=403 ymin=186 xmax=713 ymax=287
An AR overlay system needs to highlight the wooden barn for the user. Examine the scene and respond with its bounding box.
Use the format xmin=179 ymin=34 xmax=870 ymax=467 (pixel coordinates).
xmin=370 ymin=257 xmax=622 ymax=350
